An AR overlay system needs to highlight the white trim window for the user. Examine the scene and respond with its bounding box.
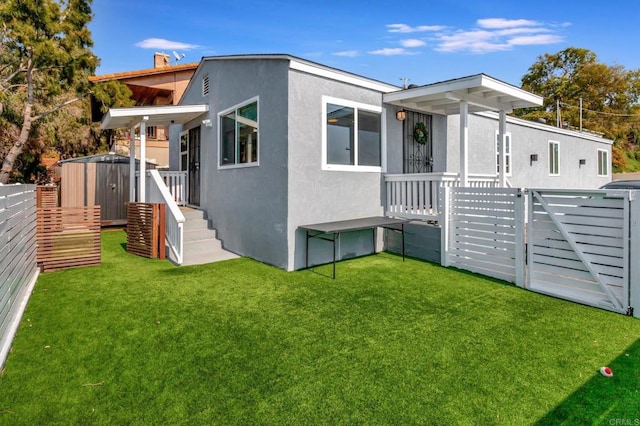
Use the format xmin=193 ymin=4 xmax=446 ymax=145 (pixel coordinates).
xmin=322 ymin=96 xmax=382 ymax=172
xmin=219 ymin=97 xmax=259 ymax=168
xmin=495 ymin=131 xmax=512 ymax=176
xmin=180 ymin=130 xmax=188 ymax=172
xmin=549 ymin=141 xmax=559 ymax=176
xmin=597 ymin=149 xmax=609 ymax=177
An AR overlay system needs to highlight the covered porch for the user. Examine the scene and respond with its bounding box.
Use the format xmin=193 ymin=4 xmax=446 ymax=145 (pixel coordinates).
xmin=382 ymin=74 xmax=543 ymax=220
xmin=100 ymin=104 xmax=209 ymax=264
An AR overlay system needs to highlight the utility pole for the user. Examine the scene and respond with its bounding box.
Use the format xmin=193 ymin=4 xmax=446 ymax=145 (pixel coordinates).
xmin=579 ymin=98 xmax=583 ymax=131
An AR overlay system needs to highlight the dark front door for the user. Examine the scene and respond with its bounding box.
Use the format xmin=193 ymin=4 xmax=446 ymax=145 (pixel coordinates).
xmin=403 ymin=111 xmax=433 ymax=173
xmin=188 ymin=126 xmax=201 ymax=206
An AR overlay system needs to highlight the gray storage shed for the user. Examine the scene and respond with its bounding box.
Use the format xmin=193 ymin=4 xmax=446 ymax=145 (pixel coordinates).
xmin=59 ymin=153 xmax=156 ymax=226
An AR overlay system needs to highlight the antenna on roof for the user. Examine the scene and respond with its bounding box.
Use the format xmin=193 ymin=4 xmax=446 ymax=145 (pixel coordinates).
xmin=400 ymin=77 xmax=410 ymax=89
xmin=173 ymin=51 xmax=186 ymax=63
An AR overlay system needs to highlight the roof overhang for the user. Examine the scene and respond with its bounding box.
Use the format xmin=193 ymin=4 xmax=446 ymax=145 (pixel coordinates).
xmin=100 ymin=104 xmax=209 ymax=129
xmin=384 ymin=74 xmax=543 ymax=115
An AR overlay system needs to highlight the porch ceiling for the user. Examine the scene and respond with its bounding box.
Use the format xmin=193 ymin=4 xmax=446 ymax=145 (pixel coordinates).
xmin=100 ymin=104 xmax=209 ymax=129
xmin=384 ymin=74 xmax=543 ymax=115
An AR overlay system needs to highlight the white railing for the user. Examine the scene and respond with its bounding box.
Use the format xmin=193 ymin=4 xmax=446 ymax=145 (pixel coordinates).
xmin=136 ymin=171 xmax=187 ymax=206
xmin=146 ymin=170 xmax=185 ymax=264
xmin=158 ymin=171 xmax=188 ymax=206
xmin=384 ymin=172 xmax=500 ymax=220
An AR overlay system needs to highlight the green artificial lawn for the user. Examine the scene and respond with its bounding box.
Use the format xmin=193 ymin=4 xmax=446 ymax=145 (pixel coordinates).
xmin=0 ymin=231 xmax=639 ymax=424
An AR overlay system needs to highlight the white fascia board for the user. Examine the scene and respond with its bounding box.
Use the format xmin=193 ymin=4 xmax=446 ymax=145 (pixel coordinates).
xmin=289 ymin=59 xmax=398 ymax=93
xmin=479 ymin=75 xmax=543 ymax=106
xmin=101 ymin=104 xmax=209 ymax=129
xmin=385 ymin=74 xmax=543 ymax=109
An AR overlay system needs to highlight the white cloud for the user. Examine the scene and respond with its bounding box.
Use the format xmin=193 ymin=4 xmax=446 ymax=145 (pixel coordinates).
xmin=332 ymin=50 xmax=360 ymax=57
xmin=400 ymin=39 xmax=426 ymax=48
xmin=387 ymin=24 xmax=445 ymax=33
xmin=135 ymin=38 xmax=199 ymax=50
xmin=508 ymin=34 xmax=564 ymax=46
xmin=368 ymin=48 xmax=417 ymax=56
xmin=477 ymin=18 xmax=540 ymax=29
xmin=436 ymin=30 xmax=511 ymax=53
xmin=431 ymin=18 xmax=565 ymax=53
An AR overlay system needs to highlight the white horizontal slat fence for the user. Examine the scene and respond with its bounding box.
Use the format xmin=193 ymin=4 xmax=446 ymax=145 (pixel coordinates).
xmin=441 ymin=187 xmax=525 ymax=286
xmin=0 ymin=185 xmax=39 ymax=368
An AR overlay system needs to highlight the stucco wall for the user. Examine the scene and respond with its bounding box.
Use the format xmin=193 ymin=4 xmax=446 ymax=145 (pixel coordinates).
xmin=180 ymin=58 xmax=291 ymax=268
xmin=446 ymin=112 xmax=612 ymax=189
xmin=287 ymin=69 xmax=387 ymax=271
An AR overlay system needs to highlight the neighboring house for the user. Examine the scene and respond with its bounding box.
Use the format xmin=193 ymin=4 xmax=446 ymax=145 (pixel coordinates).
xmin=100 ymin=54 xmax=612 ymax=270
xmin=89 ymin=53 xmax=198 ymax=167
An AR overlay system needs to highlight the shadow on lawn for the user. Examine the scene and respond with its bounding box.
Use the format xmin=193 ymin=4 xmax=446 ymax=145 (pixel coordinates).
xmin=535 ymin=338 xmax=640 ymax=424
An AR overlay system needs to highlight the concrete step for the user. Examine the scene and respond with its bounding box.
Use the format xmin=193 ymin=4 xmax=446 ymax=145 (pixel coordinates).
xmin=180 ymin=207 xmax=207 ymax=221
xmin=165 ymin=207 xmax=238 ymax=266
xmin=181 ymin=239 xmax=239 ymax=266
xmin=184 ymin=227 xmax=217 ymax=242
xmin=183 ymin=217 xmax=211 ymax=231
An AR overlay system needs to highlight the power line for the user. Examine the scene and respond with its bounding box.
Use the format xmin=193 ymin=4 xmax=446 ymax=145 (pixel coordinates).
xmin=559 ymin=101 xmax=640 ymax=118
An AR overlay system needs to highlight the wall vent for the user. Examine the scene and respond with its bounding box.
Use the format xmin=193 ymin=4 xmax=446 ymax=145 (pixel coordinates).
xmin=202 ymin=75 xmax=210 ymax=97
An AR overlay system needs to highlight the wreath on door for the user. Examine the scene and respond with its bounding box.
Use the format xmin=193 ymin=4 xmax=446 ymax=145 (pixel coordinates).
xmin=413 ymin=122 xmax=429 ymax=145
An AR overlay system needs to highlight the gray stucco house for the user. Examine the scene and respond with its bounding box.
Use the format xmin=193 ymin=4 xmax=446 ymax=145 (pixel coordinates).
xmin=102 ymin=54 xmax=612 ymax=270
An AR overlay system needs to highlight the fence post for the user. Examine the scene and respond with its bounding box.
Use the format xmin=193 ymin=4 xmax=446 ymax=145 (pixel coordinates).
xmin=630 ymin=191 xmax=640 ymax=318
xmin=514 ymin=188 xmax=526 ymax=288
xmin=440 ymin=186 xmax=450 ymax=267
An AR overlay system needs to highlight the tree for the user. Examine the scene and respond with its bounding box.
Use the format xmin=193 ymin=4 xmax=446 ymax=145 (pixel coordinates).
xmin=0 ymin=0 xmax=98 ymax=183
xmin=517 ymin=47 xmax=640 ymax=140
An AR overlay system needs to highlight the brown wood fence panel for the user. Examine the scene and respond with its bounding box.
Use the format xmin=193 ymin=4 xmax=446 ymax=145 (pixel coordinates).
xmin=36 ymin=206 xmax=101 ymax=272
xmin=36 ymin=186 xmax=59 ymax=208
xmin=126 ymin=203 xmax=165 ymax=259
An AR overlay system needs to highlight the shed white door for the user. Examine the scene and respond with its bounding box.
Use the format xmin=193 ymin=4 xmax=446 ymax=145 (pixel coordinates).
xmin=527 ymin=190 xmax=630 ymax=314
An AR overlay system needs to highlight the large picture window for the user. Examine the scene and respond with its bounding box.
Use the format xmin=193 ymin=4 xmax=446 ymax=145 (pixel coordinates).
xmin=219 ymin=98 xmax=259 ymax=167
xmin=549 ymin=141 xmax=559 ymax=175
xmin=598 ymin=149 xmax=609 ymax=176
xmin=323 ymin=96 xmax=382 ymax=171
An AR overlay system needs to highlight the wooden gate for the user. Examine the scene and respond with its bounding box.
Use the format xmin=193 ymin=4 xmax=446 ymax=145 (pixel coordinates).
xmin=527 ymin=190 xmax=630 ymax=314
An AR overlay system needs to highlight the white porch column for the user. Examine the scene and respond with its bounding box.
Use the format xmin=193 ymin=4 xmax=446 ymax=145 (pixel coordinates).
xmin=138 ymin=116 xmax=148 ymax=202
xmin=129 ymin=127 xmax=136 ymax=202
xmin=459 ymin=100 xmax=469 ymax=186
xmin=498 ymin=110 xmax=507 ymax=187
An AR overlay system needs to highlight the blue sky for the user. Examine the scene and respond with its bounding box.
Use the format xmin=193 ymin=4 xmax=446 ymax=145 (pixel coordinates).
xmin=90 ymin=0 xmax=638 ymax=87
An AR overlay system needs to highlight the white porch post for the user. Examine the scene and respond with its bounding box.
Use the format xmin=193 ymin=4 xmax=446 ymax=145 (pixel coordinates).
xmin=498 ymin=110 xmax=507 ymax=187
xmin=459 ymin=100 xmax=469 ymax=186
xmin=139 ymin=116 xmax=148 ymax=202
xmin=129 ymin=127 xmax=136 ymax=202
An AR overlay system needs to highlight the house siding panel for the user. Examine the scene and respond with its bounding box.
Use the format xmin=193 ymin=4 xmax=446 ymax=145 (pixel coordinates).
xmin=446 ymin=113 xmax=611 ymax=188
xmin=287 ymin=69 xmax=386 ymax=271
xmin=180 ymin=58 xmax=291 ymax=268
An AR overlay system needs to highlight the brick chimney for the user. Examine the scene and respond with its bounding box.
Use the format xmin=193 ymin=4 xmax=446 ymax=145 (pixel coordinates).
xmin=154 ymin=52 xmax=170 ymax=68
